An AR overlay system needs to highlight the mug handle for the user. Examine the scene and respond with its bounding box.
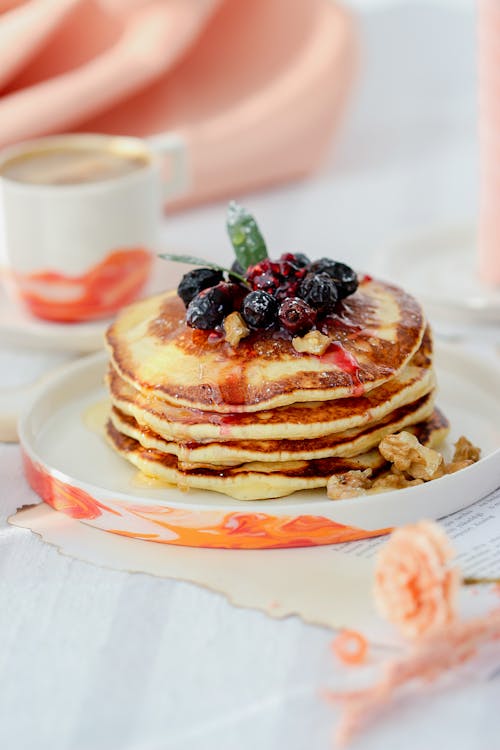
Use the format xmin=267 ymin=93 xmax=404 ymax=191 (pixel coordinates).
xmin=146 ymin=132 xmax=189 ymax=203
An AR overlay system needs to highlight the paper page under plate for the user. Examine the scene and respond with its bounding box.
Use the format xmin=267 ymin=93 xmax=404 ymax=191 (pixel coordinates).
xmin=9 ymin=490 xmax=500 ymax=648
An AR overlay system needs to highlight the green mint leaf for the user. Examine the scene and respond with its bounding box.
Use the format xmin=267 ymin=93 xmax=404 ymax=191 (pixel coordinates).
xmin=226 ymin=201 xmax=268 ymax=270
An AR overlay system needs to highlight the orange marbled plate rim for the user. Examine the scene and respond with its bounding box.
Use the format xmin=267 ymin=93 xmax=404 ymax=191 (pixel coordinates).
xmin=21 ymin=449 xmax=391 ymax=549
xmin=17 ymin=350 xmax=500 ymax=550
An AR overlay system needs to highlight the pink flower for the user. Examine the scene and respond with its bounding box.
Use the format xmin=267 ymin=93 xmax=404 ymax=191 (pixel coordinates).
xmin=373 ymin=520 xmax=459 ymax=639
xmin=327 ymin=609 xmax=500 ymax=747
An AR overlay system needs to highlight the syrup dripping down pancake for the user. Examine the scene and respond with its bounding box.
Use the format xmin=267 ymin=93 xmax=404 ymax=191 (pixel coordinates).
xmin=106 ymin=277 xmax=426 ymax=413
xmin=105 ymin=409 xmax=449 ymax=501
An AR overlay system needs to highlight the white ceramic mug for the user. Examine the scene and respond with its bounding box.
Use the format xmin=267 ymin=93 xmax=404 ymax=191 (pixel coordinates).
xmin=0 ymin=132 xmax=188 ymax=322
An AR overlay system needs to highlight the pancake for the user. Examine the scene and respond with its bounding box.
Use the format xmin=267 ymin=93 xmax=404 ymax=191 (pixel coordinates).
xmin=106 ymin=277 xmax=426 ymax=413
xmin=107 ymin=327 xmax=434 ymax=442
xmin=109 ymin=392 xmax=436 ymax=466
xmin=105 ymin=409 xmax=449 ymax=500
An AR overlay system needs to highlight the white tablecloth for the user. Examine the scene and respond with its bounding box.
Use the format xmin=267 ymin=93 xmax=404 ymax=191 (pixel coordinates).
xmin=1 ymin=4 xmax=499 ymax=749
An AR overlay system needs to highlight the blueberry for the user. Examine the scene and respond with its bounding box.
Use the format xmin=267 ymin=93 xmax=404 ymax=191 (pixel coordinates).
xmin=186 ymin=285 xmax=232 ymax=329
xmin=298 ymin=272 xmax=338 ymax=313
xmin=230 ymin=260 xmax=245 ymax=275
xmin=278 ymin=297 xmax=316 ymax=334
xmin=242 ymin=291 xmax=278 ymax=329
xmin=177 ymin=268 xmax=223 ymax=307
xmin=223 ymin=281 xmax=248 ymax=311
xmin=229 ymin=259 xmax=246 ymax=282
xmin=293 ymin=253 xmax=310 ymax=268
xmin=309 ymin=259 xmax=358 ymax=299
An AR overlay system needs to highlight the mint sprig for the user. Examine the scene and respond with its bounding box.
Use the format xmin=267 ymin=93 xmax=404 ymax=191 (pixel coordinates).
xmin=157 ymin=252 xmax=249 ymax=286
xmin=226 ymin=201 xmax=268 ymax=269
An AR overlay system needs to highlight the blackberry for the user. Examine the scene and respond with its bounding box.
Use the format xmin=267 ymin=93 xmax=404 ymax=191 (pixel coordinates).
xmin=186 ymin=285 xmax=232 ymax=330
xmin=298 ymin=272 xmax=338 ymax=313
xmin=309 ymin=259 xmax=358 ymax=299
xmin=278 ymin=297 xmax=316 ymax=335
xmin=177 ymin=268 xmax=223 ymax=307
xmin=242 ymin=291 xmax=278 ymax=329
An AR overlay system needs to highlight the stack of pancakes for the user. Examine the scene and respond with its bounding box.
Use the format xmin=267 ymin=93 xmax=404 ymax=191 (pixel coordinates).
xmin=105 ymin=277 xmax=448 ymax=500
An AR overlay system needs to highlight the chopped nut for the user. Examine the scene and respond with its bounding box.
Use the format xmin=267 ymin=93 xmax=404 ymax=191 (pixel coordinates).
xmin=378 ymin=432 xmax=419 ymax=471
xmin=224 ymin=311 xmax=249 ymax=347
xmin=371 ymin=472 xmax=424 ymax=491
xmin=292 ymin=330 xmax=332 ymax=355
xmin=444 ymin=459 xmax=475 ymax=475
xmin=327 ymin=469 xmax=373 ymax=500
xmin=324 ymin=431 xmax=481 ymax=502
xmin=452 ymin=436 xmax=481 ymax=463
xmin=403 ymin=448 xmax=443 ymax=481
xmin=379 ymin=431 xmax=443 ymax=481
xmin=427 ymin=463 xmax=446 ymax=481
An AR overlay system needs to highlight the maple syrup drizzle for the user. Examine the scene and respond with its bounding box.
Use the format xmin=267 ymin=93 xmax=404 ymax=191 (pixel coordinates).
xmin=145 ymin=282 xmax=415 ymax=407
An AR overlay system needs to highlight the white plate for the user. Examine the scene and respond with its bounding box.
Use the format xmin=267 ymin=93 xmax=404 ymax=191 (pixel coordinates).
xmin=378 ymin=226 xmax=500 ymax=324
xmin=18 ymin=346 xmax=500 ymax=549
xmin=0 ymin=257 xmax=186 ymax=352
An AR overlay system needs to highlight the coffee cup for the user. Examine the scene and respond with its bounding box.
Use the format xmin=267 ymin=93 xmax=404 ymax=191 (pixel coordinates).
xmin=0 ymin=132 xmax=187 ymax=322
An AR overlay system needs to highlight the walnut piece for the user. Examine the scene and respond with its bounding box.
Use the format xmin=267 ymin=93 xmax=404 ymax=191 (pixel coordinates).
xmin=378 ymin=431 xmax=444 ymax=481
xmin=327 ymin=469 xmax=373 ymax=500
xmin=444 ymin=459 xmax=475 ymax=475
xmin=292 ymin=330 xmax=332 ymax=355
xmin=452 ymin=436 xmax=481 ymax=463
xmin=326 ymin=431 xmax=481 ymax=501
xmin=224 ymin=312 xmax=249 ymax=347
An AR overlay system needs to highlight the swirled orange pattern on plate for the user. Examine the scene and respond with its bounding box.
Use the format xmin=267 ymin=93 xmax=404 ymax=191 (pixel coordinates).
xmin=23 ymin=452 xmax=391 ymax=549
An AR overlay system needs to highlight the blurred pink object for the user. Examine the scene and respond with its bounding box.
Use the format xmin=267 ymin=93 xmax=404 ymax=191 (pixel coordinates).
xmin=373 ymin=520 xmax=459 ymax=641
xmin=0 ymin=0 xmax=357 ymax=208
xmin=478 ymin=0 xmax=500 ymax=284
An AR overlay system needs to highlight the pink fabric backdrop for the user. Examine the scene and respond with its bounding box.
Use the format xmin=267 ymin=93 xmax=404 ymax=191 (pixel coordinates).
xmin=0 ymin=0 xmax=357 ymax=207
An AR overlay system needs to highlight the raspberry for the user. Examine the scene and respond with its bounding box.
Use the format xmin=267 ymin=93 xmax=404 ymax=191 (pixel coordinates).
xmin=246 ymin=259 xmax=280 ymax=294
xmin=246 ymin=258 xmax=307 ymax=301
xmin=280 ymin=252 xmax=310 ymax=268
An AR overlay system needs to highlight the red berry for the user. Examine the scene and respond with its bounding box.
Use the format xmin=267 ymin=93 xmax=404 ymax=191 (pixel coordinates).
xmin=246 ymin=259 xmax=279 ymax=293
xmin=278 ymin=297 xmax=317 ymax=334
xmin=280 ymin=252 xmax=310 ymax=268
